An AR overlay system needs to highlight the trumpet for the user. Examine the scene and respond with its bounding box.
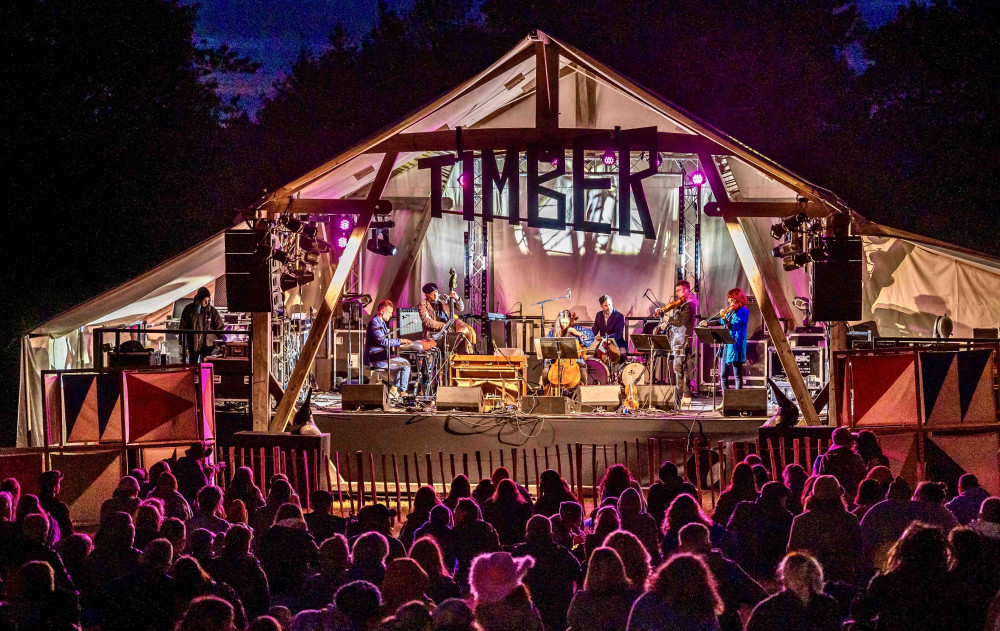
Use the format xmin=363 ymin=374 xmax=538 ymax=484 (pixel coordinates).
xmin=654 ymin=296 xmax=687 ymax=317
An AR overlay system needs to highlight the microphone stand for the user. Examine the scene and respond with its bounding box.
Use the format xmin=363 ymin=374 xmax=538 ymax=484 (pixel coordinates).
xmin=530 ymin=290 xmax=570 ymax=338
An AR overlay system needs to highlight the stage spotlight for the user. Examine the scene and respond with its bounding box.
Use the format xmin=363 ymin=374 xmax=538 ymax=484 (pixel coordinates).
xmin=295 ymin=268 xmax=315 ymax=286
xmin=337 ymin=236 xmax=348 ymax=248
xmin=602 ymin=149 xmax=617 ymax=166
xmin=338 ymin=218 xmax=352 ymax=231
xmin=689 ymin=171 xmax=706 ymax=186
xmin=278 ymin=214 xmax=303 ymax=232
xmin=771 ymin=241 xmax=802 ymax=258
xmin=271 ymin=249 xmax=291 ymax=264
xmin=303 ymin=251 xmax=321 ymax=265
xmin=782 ymin=252 xmax=811 ymax=271
xmin=770 ymin=212 xmax=807 ymax=240
xmin=301 ymin=223 xmax=318 ymax=238
xmin=314 ymin=238 xmax=331 ymax=253
xmin=458 ymin=172 xmax=468 ymax=186
xmin=366 ymin=228 xmax=397 ymax=256
xmin=807 ymin=243 xmax=829 ymax=263
xmin=279 ymin=272 xmax=298 ymax=292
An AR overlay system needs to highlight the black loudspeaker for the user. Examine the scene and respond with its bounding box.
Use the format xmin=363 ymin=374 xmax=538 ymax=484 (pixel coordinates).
xmin=225 ymin=229 xmax=280 ymax=313
xmin=341 ymin=384 xmax=388 ymax=411
xmin=436 ymin=386 xmax=484 ymax=413
xmin=722 ymin=388 xmax=768 ymax=417
xmin=973 ymin=328 xmax=999 ymax=339
xmin=812 ymin=237 xmax=862 ymax=322
xmin=207 ymin=358 xmax=251 ymax=401
xmin=519 ymin=396 xmax=572 ymax=415
xmin=575 ymin=386 xmax=621 ymax=412
xmin=636 ymin=385 xmax=677 ymax=410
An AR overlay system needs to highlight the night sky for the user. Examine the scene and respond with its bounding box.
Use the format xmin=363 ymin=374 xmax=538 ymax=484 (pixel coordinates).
xmin=187 ymin=0 xmax=920 ymax=114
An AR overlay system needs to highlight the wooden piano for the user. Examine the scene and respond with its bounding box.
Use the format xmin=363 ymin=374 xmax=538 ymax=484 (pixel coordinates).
xmin=449 ymin=353 xmax=528 ymax=410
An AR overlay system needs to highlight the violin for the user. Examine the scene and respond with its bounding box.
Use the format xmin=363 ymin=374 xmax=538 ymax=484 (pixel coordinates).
xmin=654 ymin=295 xmax=688 ymax=317
xmin=717 ymin=303 xmax=738 ymax=320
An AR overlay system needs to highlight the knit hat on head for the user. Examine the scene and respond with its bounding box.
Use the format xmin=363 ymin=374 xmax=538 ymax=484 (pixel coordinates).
xmin=811 ymin=475 xmax=844 ymax=501
xmin=469 ymin=552 xmax=534 ymax=604
xmin=831 ymin=427 xmax=859 ymax=447
xmin=422 ymin=282 xmax=438 ymax=295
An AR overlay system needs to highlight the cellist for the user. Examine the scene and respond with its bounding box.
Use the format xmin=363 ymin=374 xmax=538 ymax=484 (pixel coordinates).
xmin=542 ymin=310 xmax=594 ymax=392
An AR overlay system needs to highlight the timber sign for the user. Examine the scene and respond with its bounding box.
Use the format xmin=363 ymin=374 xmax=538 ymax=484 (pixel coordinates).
xmin=417 ymin=127 xmax=660 ymax=239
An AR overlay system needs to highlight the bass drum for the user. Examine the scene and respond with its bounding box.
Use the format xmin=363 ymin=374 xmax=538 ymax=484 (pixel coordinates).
xmin=616 ymin=361 xmax=649 ymax=386
xmin=583 ymin=358 xmax=609 ymax=385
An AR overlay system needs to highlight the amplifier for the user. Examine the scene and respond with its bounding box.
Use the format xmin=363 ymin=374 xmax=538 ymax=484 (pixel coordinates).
xmin=768 ymin=346 xmax=826 ymax=389
xmin=436 ymin=386 xmax=484 ymax=413
xmin=575 ymin=385 xmax=621 ymax=412
xmin=636 ymin=385 xmax=676 ymax=410
xmin=224 ymin=342 xmax=249 ymax=358
xmin=519 ymin=395 xmax=572 ymax=415
xmin=341 ymin=384 xmax=388 ymax=411
xmin=722 ymin=388 xmax=768 ymax=417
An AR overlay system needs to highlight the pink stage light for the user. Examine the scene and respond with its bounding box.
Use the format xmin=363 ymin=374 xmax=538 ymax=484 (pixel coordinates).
xmin=601 ymin=149 xmax=616 ymax=166
xmin=459 ymin=172 xmax=468 ymax=186
xmin=337 ymin=236 xmax=348 ymax=248
xmin=690 ymin=171 xmax=706 ymax=186
xmin=338 ymin=218 xmax=351 ymax=231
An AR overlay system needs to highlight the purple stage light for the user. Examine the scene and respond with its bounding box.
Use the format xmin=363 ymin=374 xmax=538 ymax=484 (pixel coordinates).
xmin=601 ymin=149 xmax=616 ymax=166
xmin=338 ymin=218 xmax=351 ymax=231
xmin=690 ymin=171 xmax=706 ymax=186
xmin=459 ymin=172 xmax=468 ymax=186
xmin=337 ymin=236 xmax=348 ymax=248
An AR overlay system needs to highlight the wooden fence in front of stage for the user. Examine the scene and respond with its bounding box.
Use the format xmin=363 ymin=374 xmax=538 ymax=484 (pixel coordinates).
xmin=213 ymin=434 xmax=834 ymax=519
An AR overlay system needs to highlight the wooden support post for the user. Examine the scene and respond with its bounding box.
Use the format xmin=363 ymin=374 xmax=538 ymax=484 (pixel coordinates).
xmin=535 ymin=37 xmax=560 ymax=129
xmin=720 ymin=208 xmax=821 ymax=425
xmin=270 ymin=152 xmax=399 ymax=433
xmin=828 ymin=322 xmax=847 ymax=423
xmin=251 ymin=312 xmax=271 ymax=431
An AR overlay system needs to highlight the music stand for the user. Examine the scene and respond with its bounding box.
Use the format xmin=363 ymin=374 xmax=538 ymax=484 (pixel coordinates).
xmin=631 ymin=334 xmax=674 ymax=401
xmin=695 ymin=326 xmax=734 ymax=410
xmin=537 ymin=337 xmax=579 ymax=396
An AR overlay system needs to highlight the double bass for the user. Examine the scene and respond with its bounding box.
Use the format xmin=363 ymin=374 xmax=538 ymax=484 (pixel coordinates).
xmin=447 ymin=268 xmax=477 ymax=348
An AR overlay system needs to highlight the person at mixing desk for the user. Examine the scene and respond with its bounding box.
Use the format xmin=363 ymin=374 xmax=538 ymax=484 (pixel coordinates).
xmin=180 ymin=286 xmax=224 ymax=364
xmin=364 ymin=299 xmax=410 ymax=398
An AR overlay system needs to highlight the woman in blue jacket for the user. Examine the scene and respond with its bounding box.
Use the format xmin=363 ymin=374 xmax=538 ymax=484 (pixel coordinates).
xmin=714 ymin=288 xmax=749 ymax=391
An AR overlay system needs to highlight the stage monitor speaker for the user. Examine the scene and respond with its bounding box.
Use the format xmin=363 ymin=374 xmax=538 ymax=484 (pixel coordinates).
xmin=436 ymin=386 xmax=484 ymax=413
xmin=520 ymin=395 xmax=571 ymax=415
xmin=575 ymin=385 xmax=622 ymax=412
xmin=722 ymin=388 xmax=768 ymax=417
xmin=812 ymin=237 xmax=862 ymax=322
xmin=973 ymin=328 xmax=999 ymax=339
xmin=636 ymin=385 xmax=677 ymax=410
xmin=225 ymin=229 xmax=280 ymax=313
xmin=341 ymin=384 xmax=388 ymax=411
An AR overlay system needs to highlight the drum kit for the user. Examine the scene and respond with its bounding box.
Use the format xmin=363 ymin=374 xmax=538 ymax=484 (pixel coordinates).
xmin=581 ymin=338 xmax=649 ymax=387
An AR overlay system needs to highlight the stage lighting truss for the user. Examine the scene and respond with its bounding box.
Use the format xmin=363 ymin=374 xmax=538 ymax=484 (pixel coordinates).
xmin=262 ymin=214 xmax=333 ymax=290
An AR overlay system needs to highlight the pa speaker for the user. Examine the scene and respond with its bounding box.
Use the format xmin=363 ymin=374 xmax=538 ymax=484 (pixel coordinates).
xmin=575 ymin=386 xmax=621 ymax=412
xmin=636 ymin=385 xmax=677 ymax=410
xmin=341 ymin=384 xmax=388 ymax=411
xmin=519 ymin=395 xmax=571 ymax=415
xmin=436 ymin=386 xmax=484 ymax=413
xmin=225 ymin=229 xmax=280 ymax=313
xmin=722 ymin=388 xmax=768 ymax=417
xmin=812 ymin=237 xmax=862 ymax=322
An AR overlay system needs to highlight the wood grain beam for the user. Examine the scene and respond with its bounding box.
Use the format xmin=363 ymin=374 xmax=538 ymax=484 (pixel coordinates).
xmin=535 ymin=37 xmax=560 ymax=129
xmin=705 ymin=200 xmax=830 ymax=219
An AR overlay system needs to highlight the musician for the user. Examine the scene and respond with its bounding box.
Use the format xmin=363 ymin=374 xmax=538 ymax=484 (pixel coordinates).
xmin=364 ymin=300 xmax=411 ymax=397
xmin=656 ymin=280 xmax=698 ymax=407
xmin=543 ymin=310 xmax=593 ymax=389
xmin=592 ymin=295 xmax=627 ymax=359
xmin=417 ymin=282 xmax=475 ymax=353
xmin=707 ymin=288 xmax=749 ymax=392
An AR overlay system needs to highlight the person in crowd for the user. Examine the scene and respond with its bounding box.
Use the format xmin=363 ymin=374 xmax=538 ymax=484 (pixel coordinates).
xmin=100 ymin=538 xmax=175 ymax=631
xmin=347 ymin=531 xmax=390 ymax=587
xmin=298 ymin=533 xmax=350 ymax=611
xmin=150 ymin=471 xmax=193 ymax=520
xmin=451 ymin=498 xmax=501 ymax=591
xmin=141 ymin=461 xmax=171 ymax=499
xmin=174 ymin=441 xmax=214 ymax=505
xmin=745 ymin=552 xmax=840 ymax=631
xmin=133 ymin=502 xmax=164 ymax=551
xmin=100 ymin=476 xmax=142 ymax=524
xmin=908 ymin=480 xmax=958 ymax=532
xmin=382 ymin=557 xmax=431 ymax=613
xmin=855 ymin=430 xmax=890 ymax=470
xmin=176 ymin=595 xmax=236 ymax=631
xmin=0 ymin=560 xmax=81 ymax=631
xmin=257 ymin=503 xmax=319 ymax=604
xmin=413 ymin=504 xmax=455 ymax=565
xmin=864 ymin=465 xmax=894 ymax=494
xmin=188 ymin=485 xmax=230 ymax=535
xmin=472 ymin=478 xmax=494 ymax=506
xmin=172 ymin=556 xmax=247 ymax=630
xmin=567 ymin=547 xmax=642 ymax=631
xmin=661 ymin=494 xmax=726 ymax=558
xmin=787 ymin=475 xmax=863 ymax=584
xmin=0 ymin=490 xmax=17 ymax=560
xmin=585 ymin=506 xmax=621 ymax=560
xmin=267 ymin=605 xmax=294 ymax=630
xmin=646 ymin=461 xmax=697 ymax=527
xmin=207 ymin=523 xmax=271 ymax=620
xmin=597 ymin=465 xmax=634 ymax=505
xmin=80 ymin=511 xmax=140 ymax=615
xmin=57 ymin=532 xmax=93 ymax=589
xmin=750 ymin=465 xmax=770 ymax=491
xmin=226 ymin=498 xmax=248 ymax=526
xmin=616 ymin=488 xmax=660 ymax=563
xmin=15 ymin=493 xmax=60 ymax=547
xmin=410 ymin=536 xmax=462 ymax=604
xmin=248 ymin=615 xmax=282 ymax=631
xmin=781 ymin=464 xmax=808 ymax=515
xmin=551 ymin=501 xmax=585 ymax=552
xmin=483 ymin=479 xmax=533 ymax=547
xmin=534 ymin=469 xmax=579 ymax=517
xmin=946 ymin=473 xmax=991 ymax=525
xmin=382 ymin=600 xmax=433 ymax=631
xmin=812 ymin=428 xmax=868 ymax=502
xmin=225 ymin=466 xmax=266 ymax=520
xmin=678 ymin=523 xmax=766 ymax=631
xmin=853 ymin=478 xmax=884 ymax=520
xmin=351 ymin=503 xmax=406 ymax=561
xmin=1 ymin=478 xmax=22 ymax=513
xmin=336 ymin=580 xmax=384 ymax=631
xmin=432 ymin=598 xmax=478 ymax=631
xmin=444 ymin=474 xmax=472 ymax=511
xmin=859 ymin=476 xmax=914 ymax=571
xmin=972 ymin=496 xmax=1000 ymax=560
xmin=725 ymin=481 xmax=792 ymax=578
xmin=401 ymin=486 xmax=442 ymax=549
xmin=489 ymin=467 xmax=532 ymax=503
xmin=712 ymin=463 xmax=758 ymax=527
xmin=852 ymin=522 xmax=963 ymax=631
xmin=8 ymin=512 xmax=75 ymax=591
xmin=512 ymin=515 xmax=582 ymax=630
xmin=948 ymin=526 xmax=998 ymax=630
xmin=469 ymin=551 xmax=543 ymax=631
xmin=38 ymin=470 xmax=73 ymax=537
xmin=627 ymin=553 xmax=723 ymax=631
xmin=160 ymin=517 xmax=187 ymax=559
xmin=305 ymin=490 xmax=346 ymax=544
xmin=252 ymin=478 xmax=295 ymax=537
xmin=189 ymin=528 xmax=216 ymax=569
xmin=603 ymin=530 xmax=651 ymax=592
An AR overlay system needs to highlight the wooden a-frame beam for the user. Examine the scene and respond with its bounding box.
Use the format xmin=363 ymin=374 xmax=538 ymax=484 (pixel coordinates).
xmin=269 ymin=152 xmax=399 ymax=433
xmin=535 ymin=35 xmax=560 ymax=129
xmin=705 ymin=200 xmax=831 ymax=219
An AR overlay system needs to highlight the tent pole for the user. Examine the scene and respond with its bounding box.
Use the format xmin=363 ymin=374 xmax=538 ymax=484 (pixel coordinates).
xmin=269 ymin=152 xmax=399 ymax=433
